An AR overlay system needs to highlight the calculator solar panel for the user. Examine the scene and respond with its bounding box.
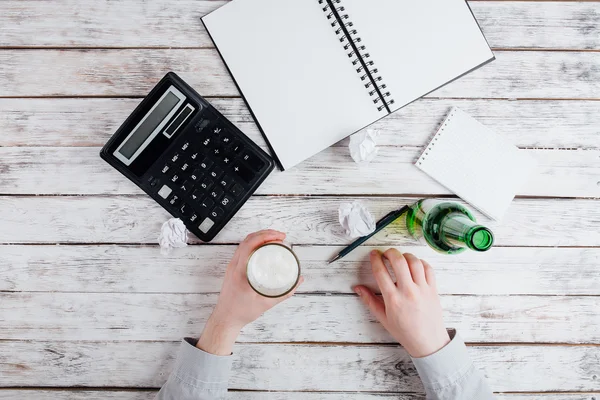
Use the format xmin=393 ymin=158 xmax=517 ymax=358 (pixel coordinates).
xmin=101 ymin=72 xmax=274 ymax=242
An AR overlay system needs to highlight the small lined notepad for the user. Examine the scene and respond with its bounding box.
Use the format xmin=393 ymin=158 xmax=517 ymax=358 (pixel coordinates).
xmin=416 ymin=107 xmax=536 ymax=221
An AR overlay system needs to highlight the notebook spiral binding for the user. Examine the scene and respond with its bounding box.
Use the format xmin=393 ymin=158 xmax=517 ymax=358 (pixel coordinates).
xmin=416 ymin=107 xmax=457 ymax=166
xmin=318 ymin=0 xmax=395 ymax=112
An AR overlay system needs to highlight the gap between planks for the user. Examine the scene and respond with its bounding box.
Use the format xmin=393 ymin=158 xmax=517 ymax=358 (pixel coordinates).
xmin=0 ymin=339 xmax=599 ymax=347
xmin=0 ymin=46 xmax=598 ymax=52
xmin=0 ymin=388 xmax=598 ymax=400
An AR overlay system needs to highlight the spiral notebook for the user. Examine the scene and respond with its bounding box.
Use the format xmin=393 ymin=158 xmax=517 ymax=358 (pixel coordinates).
xmin=416 ymin=107 xmax=537 ymax=221
xmin=202 ymin=0 xmax=494 ymax=170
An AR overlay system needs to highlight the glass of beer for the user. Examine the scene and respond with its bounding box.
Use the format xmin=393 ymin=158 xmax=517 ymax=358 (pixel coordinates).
xmin=246 ymin=243 xmax=301 ymax=298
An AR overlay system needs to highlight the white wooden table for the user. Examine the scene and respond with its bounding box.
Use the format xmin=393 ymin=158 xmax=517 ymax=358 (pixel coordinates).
xmin=1 ymin=1 xmax=599 ymax=398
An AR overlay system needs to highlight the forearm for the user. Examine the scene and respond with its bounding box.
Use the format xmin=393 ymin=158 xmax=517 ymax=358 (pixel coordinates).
xmin=411 ymin=331 xmax=494 ymax=400
xmin=197 ymin=314 xmax=242 ymax=356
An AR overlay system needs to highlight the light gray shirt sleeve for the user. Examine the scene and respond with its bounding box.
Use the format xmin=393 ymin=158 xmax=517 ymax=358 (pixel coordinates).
xmin=156 ymin=333 xmax=492 ymax=400
xmin=411 ymin=332 xmax=494 ymax=400
xmin=156 ymin=338 xmax=232 ymax=400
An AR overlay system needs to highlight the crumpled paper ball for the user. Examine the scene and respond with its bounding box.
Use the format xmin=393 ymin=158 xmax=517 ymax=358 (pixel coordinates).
xmin=349 ymin=129 xmax=380 ymax=164
xmin=338 ymin=201 xmax=376 ymax=239
xmin=158 ymin=218 xmax=189 ymax=255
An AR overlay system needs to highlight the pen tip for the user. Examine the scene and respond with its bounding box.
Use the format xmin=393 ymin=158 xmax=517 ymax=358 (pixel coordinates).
xmin=328 ymin=254 xmax=341 ymax=264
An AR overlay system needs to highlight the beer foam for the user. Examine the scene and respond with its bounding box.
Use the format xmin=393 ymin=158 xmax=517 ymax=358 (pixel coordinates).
xmin=247 ymin=244 xmax=299 ymax=297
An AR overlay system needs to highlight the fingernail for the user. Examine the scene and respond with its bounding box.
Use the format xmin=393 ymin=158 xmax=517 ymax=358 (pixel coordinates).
xmin=354 ymin=287 xmax=362 ymax=296
xmin=370 ymin=250 xmax=378 ymax=256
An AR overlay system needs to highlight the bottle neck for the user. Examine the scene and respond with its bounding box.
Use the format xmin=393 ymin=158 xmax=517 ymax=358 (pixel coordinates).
xmin=440 ymin=212 xmax=494 ymax=252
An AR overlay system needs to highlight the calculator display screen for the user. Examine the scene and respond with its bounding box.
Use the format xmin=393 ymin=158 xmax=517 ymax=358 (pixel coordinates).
xmin=119 ymin=92 xmax=180 ymax=158
xmin=113 ymin=86 xmax=186 ymax=166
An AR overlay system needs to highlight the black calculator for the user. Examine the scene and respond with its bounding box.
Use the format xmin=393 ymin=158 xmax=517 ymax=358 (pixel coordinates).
xmin=101 ymin=72 xmax=274 ymax=242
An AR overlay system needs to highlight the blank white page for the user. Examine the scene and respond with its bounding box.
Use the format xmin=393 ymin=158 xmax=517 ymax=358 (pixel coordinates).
xmin=203 ymin=0 xmax=383 ymax=170
xmin=342 ymin=0 xmax=494 ymax=111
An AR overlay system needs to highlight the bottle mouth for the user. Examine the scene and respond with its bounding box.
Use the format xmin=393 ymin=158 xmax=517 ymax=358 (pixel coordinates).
xmin=468 ymin=227 xmax=494 ymax=252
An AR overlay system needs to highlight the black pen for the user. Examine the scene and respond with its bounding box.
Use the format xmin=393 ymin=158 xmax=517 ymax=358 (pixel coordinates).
xmin=328 ymin=205 xmax=410 ymax=264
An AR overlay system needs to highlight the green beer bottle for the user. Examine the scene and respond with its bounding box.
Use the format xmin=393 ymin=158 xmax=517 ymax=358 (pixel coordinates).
xmin=406 ymin=199 xmax=494 ymax=254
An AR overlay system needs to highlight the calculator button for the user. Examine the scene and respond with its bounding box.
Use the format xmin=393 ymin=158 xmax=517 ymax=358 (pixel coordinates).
xmin=150 ymin=178 xmax=160 ymax=188
xmin=219 ymin=175 xmax=233 ymax=190
xmin=190 ymin=213 xmax=199 ymax=223
xmin=195 ymin=119 xmax=210 ymax=133
xmin=232 ymin=162 xmax=255 ymax=183
xmin=191 ymin=189 xmax=204 ymax=202
xmin=200 ymin=197 xmax=214 ymax=212
xmin=212 ymin=126 xmax=223 ymax=136
xmin=161 ymin=164 xmax=171 ymax=174
xmin=199 ymin=217 xmax=215 ymax=234
xmin=168 ymin=194 xmax=182 ymax=208
xmin=210 ymin=187 xmax=224 ymax=200
xmin=190 ymin=151 xmax=200 ymax=161
xmin=179 ymin=181 xmax=192 ymax=193
xmin=210 ymin=166 xmax=224 ymax=180
xmin=241 ymin=151 xmax=265 ymax=171
xmin=221 ymin=133 xmax=234 ymax=145
xmin=211 ymin=207 xmax=225 ymax=219
xmin=201 ymin=137 xmax=213 ymax=149
xmin=220 ymin=195 xmax=234 ymax=209
xmin=200 ymin=177 xmax=214 ymax=191
xmin=180 ymin=162 xmax=190 ymax=172
xmin=213 ymin=146 xmax=223 ymax=157
xmin=170 ymin=174 xmax=181 ymax=184
xmin=189 ymin=169 xmax=203 ymax=182
xmin=199 ymin=157 xmax=214 ymax=171
xmin=181 ymin=141 xmax=191 ymax=152
xmin=180 ymin=203 xmax=193 ymax=217
xmin=231 ymin=183 xmax=245 ymax=197
xmin=158 ymin=185 xmax=172 ymax=199
xmin=230 ymin=141 xmax=244 ymax=154
xmin=170 ymin=153 xmax=182 ymax=164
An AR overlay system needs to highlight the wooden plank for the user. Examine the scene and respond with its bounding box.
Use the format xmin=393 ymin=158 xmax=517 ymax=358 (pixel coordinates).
xmin=1 ymin=292 xmax=598 ymax=343
xmin=0 ymin=391 xmax=596 ymax=400
xmin=0 ymin=0 xmax=221 ymax=48
xmin=1 ymin=146 xmax=597 ymax=197
xmin=0 ymin=50 xmax=235 ymax=97
xmin=0 ymin=392 xmax=156 ymax=400
xmin=1 ymin=50 xmax=600 ymax=98
xmin=2 ymin=245 xmax=599 ymax=296
xmin=473 ymin=1 xmax=600 ymax=51
xmin=300 ymin=245 xmax=600 ymax=296
xmin=1 ymin=341 xmax=598 ymax=391
xmin=0 ymin=196 xmax=598 ymax=246
xmin=1 ymin=1 xmax=599 ymax=50
xmin=2 ymin=98 xmax=600 ymax=149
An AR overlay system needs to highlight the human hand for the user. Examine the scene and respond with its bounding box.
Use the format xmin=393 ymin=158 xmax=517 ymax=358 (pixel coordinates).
xmin=354 ymin=249 xmax=450 ymax=358
xmin=197 ymin=230 xmax=304 ymax=355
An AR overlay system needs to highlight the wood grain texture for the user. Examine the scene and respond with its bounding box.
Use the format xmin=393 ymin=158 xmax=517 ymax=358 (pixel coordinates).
xmin=1 ymin=292 xmax=598 ymax=343
xmin=2 ymin=98 xmax=600 ymax=149
xmin=1 ymin=50 xmax=600 ymax=98
xmin=2 ymin=245 xmax=598 ymax=295
xmin=2 ymin=341 xmax=599 ymax=391
xmin=0 ymin=391 xmax=597 ymax=400
xmin=1 ymin=1 xmax=599 ymax=50
xmin=0 ymin=196 xmax=597 ymax=246
xmin=0 ymin=146 xmax=597 ymax=197
xmin=0 ymin=392 xmax=159 ymax=400
xmin=2 ymin=0 xmax=600 ymax=396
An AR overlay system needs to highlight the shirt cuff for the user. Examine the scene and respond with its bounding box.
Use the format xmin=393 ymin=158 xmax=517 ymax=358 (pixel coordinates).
xmin=410 ymin=331 xmax=473 ymax=390
xmin=170 ymin=338 xmax=233 ymax=389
